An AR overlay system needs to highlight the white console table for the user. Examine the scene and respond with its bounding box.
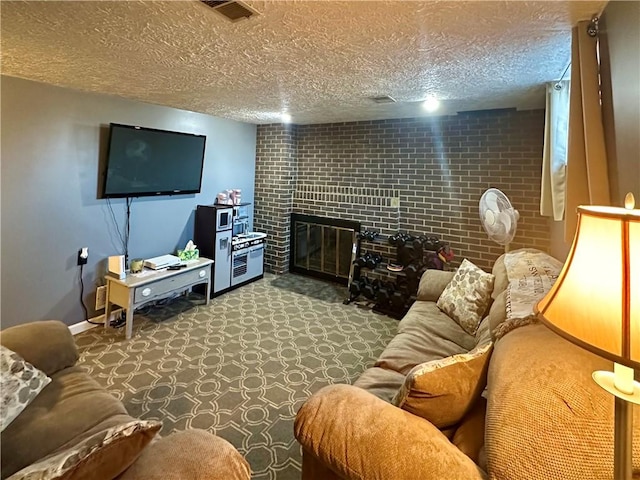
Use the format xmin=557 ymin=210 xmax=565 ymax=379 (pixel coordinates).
xmin=104 ymin=258 xmax=213 ymax=339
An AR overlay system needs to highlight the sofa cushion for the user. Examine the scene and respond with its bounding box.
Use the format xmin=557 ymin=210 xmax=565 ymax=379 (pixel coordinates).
xmin=375 ymin=301 xmax=475 ymax=375
xmin=416 ymin=270 xmax=455 ymax=302
xmin=1 ymin=365 xmax=137 ymax=479
xmin=391 ymin=343 xmax=493 ymax=429
xmin=0 ymin=345 xmax=51 ymax=432
xmin=452 ymin=397 xmax=487 ymax=465
xmin=488 ymin=290 xmax=508 ymax=339
xmin=0 ymin=321 xmax=79 ymax=377
xmin=7 ymin=419 xmax=161 ymax=480
xmin=491 ymin=253 xmax=509 ymax=300
xmin=474 ymin=317 xmax=492 ymax=348
xmin=119 ymin=430 xmax=252 ymax=480
xmin=437 ymin=259 xmax=495 ymax=335
xmin=353 ymin=367 xmax=405 ymax=403
xmin=294 ymin=385 xmax=486 ymax=480
xmin=485 ymin=324 xmax=640 ymax=479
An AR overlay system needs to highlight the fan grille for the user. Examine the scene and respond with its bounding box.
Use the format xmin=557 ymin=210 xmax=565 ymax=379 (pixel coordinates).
xmin=479 ymin=188 xmax=518 ymax=246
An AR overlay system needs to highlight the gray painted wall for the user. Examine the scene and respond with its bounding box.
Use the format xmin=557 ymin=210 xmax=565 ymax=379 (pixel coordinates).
xmin=1 ymin=76 xmax=257 ymax=328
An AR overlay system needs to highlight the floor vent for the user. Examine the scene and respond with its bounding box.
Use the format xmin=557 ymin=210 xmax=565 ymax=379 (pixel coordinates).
xmin=369 ymin=95 xmax=396 ymax=104
xmin=201 ymin=1 xmax=258 ymax=22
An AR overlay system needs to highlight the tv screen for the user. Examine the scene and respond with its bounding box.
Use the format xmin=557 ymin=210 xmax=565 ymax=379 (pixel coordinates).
xmin=102 ymin=123 xmax=206 ymax=198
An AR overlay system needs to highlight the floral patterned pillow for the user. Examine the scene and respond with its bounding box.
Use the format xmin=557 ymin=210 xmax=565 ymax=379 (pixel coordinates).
xmin=0 ymin=345 xmax=51 ymax=432
xmin=437 ymin=259 xmax=495 ymax=335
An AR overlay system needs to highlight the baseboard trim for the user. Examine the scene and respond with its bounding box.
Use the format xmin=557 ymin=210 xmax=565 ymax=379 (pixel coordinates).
xmin=68 ymin=309 xmax=123 ymax=336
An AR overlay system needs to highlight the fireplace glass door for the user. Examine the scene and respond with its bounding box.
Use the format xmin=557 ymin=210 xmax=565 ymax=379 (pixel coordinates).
xmin=291 ymin=214 xmax=359 ymax=284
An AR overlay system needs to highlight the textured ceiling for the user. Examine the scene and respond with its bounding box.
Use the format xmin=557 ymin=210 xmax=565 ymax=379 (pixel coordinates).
xmin=1 ymin=0 xmax=607 ymax=124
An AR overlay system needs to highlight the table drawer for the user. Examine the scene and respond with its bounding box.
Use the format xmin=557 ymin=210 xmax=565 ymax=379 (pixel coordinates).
xmin=133 ymin=267 xmax=210 ymax=303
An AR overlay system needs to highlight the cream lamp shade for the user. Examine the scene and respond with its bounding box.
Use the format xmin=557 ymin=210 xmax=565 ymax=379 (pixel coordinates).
xmin=535 ymin=204 xmax=639 ymax=370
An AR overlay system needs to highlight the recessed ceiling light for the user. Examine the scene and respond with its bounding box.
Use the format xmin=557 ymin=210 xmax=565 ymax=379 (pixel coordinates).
xmin=422 ymin=96 xmax=440 ymax=112
xmin=281 ymin=113 xmax=292 ymax=123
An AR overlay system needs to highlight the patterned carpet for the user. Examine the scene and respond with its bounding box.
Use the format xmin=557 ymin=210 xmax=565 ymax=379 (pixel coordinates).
xmin=75 ymin=273 xmax=397 ymax=480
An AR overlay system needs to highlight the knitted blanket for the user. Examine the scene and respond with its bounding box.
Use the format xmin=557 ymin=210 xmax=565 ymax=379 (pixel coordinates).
xmin=493 ymin=249 xmax=563 ymax=341
xmin=504 ymin=249 xmax=563 ymax=320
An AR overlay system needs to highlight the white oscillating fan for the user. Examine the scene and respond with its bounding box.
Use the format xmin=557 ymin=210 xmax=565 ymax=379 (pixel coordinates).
xmin=479 ymin=188 xmax=519 ymax=252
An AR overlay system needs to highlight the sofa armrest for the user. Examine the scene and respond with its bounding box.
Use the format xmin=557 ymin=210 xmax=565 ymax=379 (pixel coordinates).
xmin=118 ymin=430 xmax=251 ymax=480
xmin=416 ymin=269 xmax=455 ymax=301
xmin=294 ymin=385 xmax=486 ymax=480
xmin=0 ymin=320 xmax=79 ymax=376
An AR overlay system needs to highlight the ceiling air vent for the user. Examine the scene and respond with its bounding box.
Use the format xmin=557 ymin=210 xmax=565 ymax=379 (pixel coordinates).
xmin=201 ymin=1 xmax=258 ymax=22
xmin=369 ymin=95 xmax=397 ymax=104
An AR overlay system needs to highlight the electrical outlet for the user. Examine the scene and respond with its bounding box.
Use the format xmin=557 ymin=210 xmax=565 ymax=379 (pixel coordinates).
xmin=390 ymin=197 xmax=400 ymax=208
xmin=95 ymin=285 xmax=107 ymax=310
xmin=77 ymin=247 xmax=89 ymax=266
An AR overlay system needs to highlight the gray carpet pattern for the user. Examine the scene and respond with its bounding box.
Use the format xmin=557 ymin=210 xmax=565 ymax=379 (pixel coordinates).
xmin=75 ymin=273 xmax=397 ymax=480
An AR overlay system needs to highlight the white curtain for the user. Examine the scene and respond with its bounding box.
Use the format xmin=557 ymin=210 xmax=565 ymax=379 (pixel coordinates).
xmin=540 ymin=80 xmax=570 ymax=221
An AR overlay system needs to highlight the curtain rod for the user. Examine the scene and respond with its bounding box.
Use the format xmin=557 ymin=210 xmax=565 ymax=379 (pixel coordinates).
xmin=587 ymin=16 xmax=599 ymax=38
xmin=554 ymin=15 xmax=598 ymax=90
xmin=554 ymin=63 xmax=571 ymax=90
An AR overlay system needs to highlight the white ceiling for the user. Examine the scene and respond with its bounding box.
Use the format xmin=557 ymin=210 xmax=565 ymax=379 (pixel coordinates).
xmin=1 ymin=0 xmax=607 ymax=125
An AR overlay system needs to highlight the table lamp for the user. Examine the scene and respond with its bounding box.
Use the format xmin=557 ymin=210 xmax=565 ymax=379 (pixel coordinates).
xmin=535 ymin=193 xmax=640 ymax=479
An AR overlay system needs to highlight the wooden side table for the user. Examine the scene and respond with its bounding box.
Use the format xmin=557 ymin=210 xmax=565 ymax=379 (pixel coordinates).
xmin=104 ymin=258 xmax=213 ymax=339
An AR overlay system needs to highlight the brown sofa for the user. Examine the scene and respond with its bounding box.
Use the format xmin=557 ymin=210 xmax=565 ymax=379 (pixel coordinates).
xmin=0 ymin=321 xmax=251 ymax=480
xmin=295 ymin=249 xmax=640 ymax=479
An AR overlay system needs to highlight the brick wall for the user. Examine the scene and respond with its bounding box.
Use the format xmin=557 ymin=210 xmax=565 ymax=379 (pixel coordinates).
xmin=253 ymin=124 xmax=297 ymax=273
xmin=255 ymin=108 xmax=549 ymax=273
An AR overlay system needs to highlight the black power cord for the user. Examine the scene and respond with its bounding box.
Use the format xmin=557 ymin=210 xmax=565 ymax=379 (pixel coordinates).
xmin=124 ymin=197 xmax=133 ymax=266
xmin=105 ymin=196 xmax=133 ymax=265
xmin=80 ymin=265 xmax=126 ymax=327
xmin=80 ymin=264 xmax=102 ymax=325
xmin=106 ymin=197 xmax=126 ymax=251
xmin=103 ymin=197 xmax=134 ymax=328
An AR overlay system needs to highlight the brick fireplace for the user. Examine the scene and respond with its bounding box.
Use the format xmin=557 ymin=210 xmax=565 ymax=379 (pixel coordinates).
xmin=254 ymin=108 xmax=549 ymax=274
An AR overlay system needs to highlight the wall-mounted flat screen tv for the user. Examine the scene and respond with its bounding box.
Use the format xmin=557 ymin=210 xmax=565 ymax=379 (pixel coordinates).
xmin=101 ymin=123 xmax=206 ymax=198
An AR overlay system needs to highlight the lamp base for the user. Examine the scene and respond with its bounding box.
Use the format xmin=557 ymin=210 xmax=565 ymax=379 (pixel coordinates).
xmin=592 ymin=370 xmax=640 ymax=405
xmin=593 ymin=368 xmax=639 ymax=480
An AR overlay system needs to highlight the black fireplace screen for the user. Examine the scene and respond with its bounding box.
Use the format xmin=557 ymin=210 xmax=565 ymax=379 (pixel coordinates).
xmin=290 ymin=214 xmax=360 ymax=284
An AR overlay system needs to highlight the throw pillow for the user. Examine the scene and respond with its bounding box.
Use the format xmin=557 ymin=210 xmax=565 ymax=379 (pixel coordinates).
xmin=392 ymin=343 xmax=493 ymax=429
xmin=0 ymin=345 xmax=51 ymax=432
xmin=7 ymin=419 xmax=162 ymax=480
xmin=436 ymin=259 xmax=495 ymax=335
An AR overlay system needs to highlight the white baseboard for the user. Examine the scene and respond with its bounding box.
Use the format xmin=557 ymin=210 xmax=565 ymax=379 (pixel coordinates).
xmin=68 ymin=309 xmax=123 ymax=336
